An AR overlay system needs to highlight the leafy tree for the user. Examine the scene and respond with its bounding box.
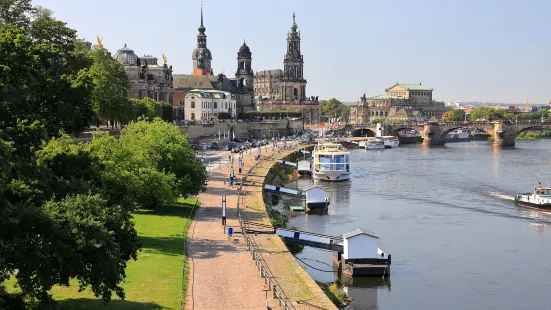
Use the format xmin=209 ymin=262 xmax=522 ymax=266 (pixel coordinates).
xmin=128 ymin=97 xmax=164 ymax=121
xmin=441 ymin=109 xmax=465 ymax=121
xmin=89 ymin=47 xmax=129 ymax=126
xmin=320 ymin=98 xmax=350 ymax=122
xmin=0 ymin=2 xmax=138 ymax=306
xmin=120 ymin=119 xmax=208 ymax=200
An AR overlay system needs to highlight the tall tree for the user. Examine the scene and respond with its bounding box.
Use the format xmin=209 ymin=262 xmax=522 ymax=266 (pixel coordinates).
xmin=89 ymin=47 xmax=129 ymax=126
xmin=0 ymin=3 xmax=138 ymax=306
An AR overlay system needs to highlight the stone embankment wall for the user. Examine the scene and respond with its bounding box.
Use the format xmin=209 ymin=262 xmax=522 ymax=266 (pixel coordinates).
xmin=73 ymin=120 xmax=304 ymax=143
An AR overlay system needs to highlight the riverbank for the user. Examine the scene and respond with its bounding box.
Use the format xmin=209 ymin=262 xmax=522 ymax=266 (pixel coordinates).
xmin=239 ymin=147 xmax=337 ymax=310
xmin=186 ymin=143 xmax=336 ymax=310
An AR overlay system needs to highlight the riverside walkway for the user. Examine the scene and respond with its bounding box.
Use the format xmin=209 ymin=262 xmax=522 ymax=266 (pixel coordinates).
xmin=186 ymin=143 xmax=337 ymax=310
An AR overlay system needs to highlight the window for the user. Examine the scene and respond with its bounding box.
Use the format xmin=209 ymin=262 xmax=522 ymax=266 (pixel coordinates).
xmin=191 ymin=101 xmax=195 ymax=108
xmin=191 ymin=113 xmax=195 ymax=120
xmin=214 ymin=102 xmax=217 ymax=109
xmin=225 ymin=102 xmax=228 ymax=109
xmin=180 ymin=98 xmax=185 ymax=105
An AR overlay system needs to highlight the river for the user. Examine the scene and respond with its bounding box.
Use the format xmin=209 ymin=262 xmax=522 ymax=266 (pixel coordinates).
xmin=277 ymin=139 xmax=551 ymax=310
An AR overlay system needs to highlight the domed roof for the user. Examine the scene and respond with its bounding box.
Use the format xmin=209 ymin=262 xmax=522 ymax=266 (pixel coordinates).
xmin=114 ymin=44 xmax=138 ymax=66
xmin=192 ymin=47 xmax=212 ymax=60
xmin=239 ymin=41 xmax=251 ymax=55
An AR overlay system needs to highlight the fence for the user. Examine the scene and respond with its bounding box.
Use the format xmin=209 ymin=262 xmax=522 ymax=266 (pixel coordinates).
xmin=235 ymin=146 xmax=299 ymax=310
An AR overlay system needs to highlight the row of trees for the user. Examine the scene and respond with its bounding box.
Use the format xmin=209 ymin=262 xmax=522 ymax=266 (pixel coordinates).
xmin=442 ymin=107 xmax=550 ymax=122
xmin=0 ymin=1 xmax=207 ymax=307
xmin=320 ymin=98 xmax=351 ymax=122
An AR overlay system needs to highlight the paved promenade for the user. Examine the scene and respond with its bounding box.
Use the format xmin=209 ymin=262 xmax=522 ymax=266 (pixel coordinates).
xmin=186 ymin=144 xmax=337 ymax=310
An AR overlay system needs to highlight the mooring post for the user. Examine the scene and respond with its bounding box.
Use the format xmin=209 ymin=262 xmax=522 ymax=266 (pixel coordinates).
xmin=221 ymin=194 xmax=227 ymax=228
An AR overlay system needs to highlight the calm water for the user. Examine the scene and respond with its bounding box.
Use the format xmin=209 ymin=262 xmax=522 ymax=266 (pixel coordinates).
xmin=278 ymin=139 xmax=551 ymax=310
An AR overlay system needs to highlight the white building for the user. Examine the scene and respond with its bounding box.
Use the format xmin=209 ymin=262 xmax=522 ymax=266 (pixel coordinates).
xmin=183 ymin=89 xmax=237 ymax=121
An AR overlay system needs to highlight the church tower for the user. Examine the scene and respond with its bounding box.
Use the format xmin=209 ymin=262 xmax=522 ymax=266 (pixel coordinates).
xmin=192 ymin=4 xmax=213 ymax=76
xmin=282 ymin=11 xmax=306 ymax=101
xmin=235 ymin=40 xmax=253 ymax=92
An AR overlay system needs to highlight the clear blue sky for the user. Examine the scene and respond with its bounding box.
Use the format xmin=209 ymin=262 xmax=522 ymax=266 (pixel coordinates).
xmin=34 ymin=0 xmax=550 ymax=104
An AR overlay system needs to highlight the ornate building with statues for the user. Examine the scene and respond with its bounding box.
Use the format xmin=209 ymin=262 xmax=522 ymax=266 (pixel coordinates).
xmin=113 ymin=44 xmax=174 ymax=104
xmin=172 ymin=5 xmax=254 ymax=120
xmin=351 ymin=83 xmax=446 ymax=124
xmin=253 ymin=12 xmax=321 ymax=125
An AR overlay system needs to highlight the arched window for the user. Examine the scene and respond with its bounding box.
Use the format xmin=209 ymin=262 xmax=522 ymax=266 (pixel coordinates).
xmin=191 ymin=101 xmax=195 ymax=108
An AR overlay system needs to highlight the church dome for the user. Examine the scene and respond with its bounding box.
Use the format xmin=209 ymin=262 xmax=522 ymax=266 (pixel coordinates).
xmin=192 ymin=47 xmax=212 ymax=60
xmin=238 ymin=41 xmax=251 ymax=56
xmin=114 ymin=44 xmax=138 ymax=66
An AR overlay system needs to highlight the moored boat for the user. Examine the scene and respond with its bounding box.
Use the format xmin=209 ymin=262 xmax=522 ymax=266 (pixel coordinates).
xmin=312 ymin=143 xmax=351 ymax=181
xmin=445 ymin=129 xmax=472 ymax=142
xmin=515 ymin=184 xmax=551 ymax=212
xmin=365 ymin=139 xmax=385 ymax=150
xmin=381 ymin=136 xmax=400 ymax=148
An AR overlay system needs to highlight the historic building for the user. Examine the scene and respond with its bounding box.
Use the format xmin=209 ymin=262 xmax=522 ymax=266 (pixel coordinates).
xmin=172 ymin=5 xmax=254 ymax=120
xmin=253 ymin=12 xmax=321 ymax=125
xmin=183 ymin=89 xmax=237 ymax=121
xmin=114 ymin=44 xmax=174 ymax=104
xmin=351 ymin=83 xmax=446 ymax=124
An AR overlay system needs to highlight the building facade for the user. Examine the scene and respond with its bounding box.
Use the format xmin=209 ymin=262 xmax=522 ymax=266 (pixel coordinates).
xmin=183 ymin=89 xmax=237 ymax=121
xmin=172 ymin=5 xmax=254 ymax=119
xmin=253 ymin=12 xmax=321 ymax=125
xmin=114 ymin=44 xmax=174 ymax=104
xmin=351 ymin=83 xmax=446 ymax=124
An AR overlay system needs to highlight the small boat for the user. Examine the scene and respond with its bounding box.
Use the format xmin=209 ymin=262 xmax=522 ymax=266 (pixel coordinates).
xmin=445 ymin=129 xmax=472 ymax=142
xmin=381 ymin=136 xmax=400 ymax=148
xmin=312 ymin=143 xmax=351 ymax=181
xmin=365 ymin=139 xmax=385 ymax=150
xmin=290 ymin=205 xmax=305 ymax=212
xmin=304 ymin=186 xmax=330 ymax=210
xmin=515 ymin=185 xmax=551 ymax=212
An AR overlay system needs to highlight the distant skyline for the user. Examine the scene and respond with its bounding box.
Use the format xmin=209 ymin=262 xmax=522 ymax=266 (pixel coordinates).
xmin=34 ymin=0 xmax=551 ymax=104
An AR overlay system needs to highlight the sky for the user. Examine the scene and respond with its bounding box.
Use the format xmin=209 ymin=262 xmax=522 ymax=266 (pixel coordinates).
xmin=34 ymin=0 xmax=551 ymax=104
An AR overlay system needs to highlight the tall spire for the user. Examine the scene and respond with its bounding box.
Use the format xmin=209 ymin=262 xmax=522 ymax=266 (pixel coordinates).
xmin=197 ymin=1 xmax=207 ymax=48
xmin=291 ymin=10 xmax=297 ymax=32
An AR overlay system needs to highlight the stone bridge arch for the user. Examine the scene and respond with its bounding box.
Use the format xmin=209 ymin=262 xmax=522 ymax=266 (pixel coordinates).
xmin=351 ymin=128 xmax=376 ymax=137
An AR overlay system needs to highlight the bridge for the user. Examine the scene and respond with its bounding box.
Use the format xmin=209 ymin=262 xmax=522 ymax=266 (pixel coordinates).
xmin=349 ymin=120 xmax=549 ymax=147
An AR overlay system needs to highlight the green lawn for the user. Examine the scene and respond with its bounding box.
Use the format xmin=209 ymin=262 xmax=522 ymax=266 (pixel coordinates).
xmin=3 ymin=198 xmax=198 ymax=310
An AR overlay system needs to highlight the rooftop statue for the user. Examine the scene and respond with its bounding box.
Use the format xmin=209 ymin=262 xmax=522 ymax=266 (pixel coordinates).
xmin=97 ymin=36 xmax=103 ymax=49
xmin=162 ymin=53 xmax=167 ymax=65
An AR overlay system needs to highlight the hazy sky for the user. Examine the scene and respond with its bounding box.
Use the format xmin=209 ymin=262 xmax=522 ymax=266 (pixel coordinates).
xmin=34 ymin=0 xmax=550 ymax=104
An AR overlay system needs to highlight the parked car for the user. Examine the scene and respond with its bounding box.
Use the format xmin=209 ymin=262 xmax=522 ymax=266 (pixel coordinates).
xmin=191 ymin=144 xmax=202 ymax=151
xmin=210 ymin=142 xmax=219 ymax=150
xmin=227 ymin=142 xmax=236 ymax=151
xmin=201 ymin=143 xmax=208 ymax=150
xmin=244 ymin=142 xmax=251 ymax=149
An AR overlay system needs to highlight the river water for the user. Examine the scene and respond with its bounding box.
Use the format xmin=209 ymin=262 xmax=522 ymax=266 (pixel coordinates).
xmin=278 ymin=139 xmax=551 ymax=310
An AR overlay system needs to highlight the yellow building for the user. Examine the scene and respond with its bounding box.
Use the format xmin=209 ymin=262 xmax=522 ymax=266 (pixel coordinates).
xmin=351 ymin=83 xmax=445 ymax=124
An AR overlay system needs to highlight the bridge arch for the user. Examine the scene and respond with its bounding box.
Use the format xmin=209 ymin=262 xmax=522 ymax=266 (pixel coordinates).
xmin=514 ymin=125 xmax=544 ymax=136
xmin=351 ymin=128 xmax=376 ymax=137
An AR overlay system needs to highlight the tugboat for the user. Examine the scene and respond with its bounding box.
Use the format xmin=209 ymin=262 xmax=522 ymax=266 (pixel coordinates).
xmin=515 ymin=182 xmax=551 ymax=212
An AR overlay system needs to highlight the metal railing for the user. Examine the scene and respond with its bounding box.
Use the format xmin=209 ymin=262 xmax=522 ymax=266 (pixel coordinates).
xmin=234 ymin=145 xmax=307 ymax=310
xmin=238 ymin=211 xmax=297 ymax=310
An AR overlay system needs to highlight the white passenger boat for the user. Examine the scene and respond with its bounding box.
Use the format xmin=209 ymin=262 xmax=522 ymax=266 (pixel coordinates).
xmin=312 ymin=143 xmax=351 ymax=181
xmin=515 ymin=184 xmax=551 ymax=212
xmin=382 ymin=136 xmax=400 ymax=148
xmin=365 ymin=139 xmax=385 ymax=150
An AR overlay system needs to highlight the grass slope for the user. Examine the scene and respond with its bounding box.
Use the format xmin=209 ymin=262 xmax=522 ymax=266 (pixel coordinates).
xmin=3 ymin=198 xmax=198 ymax=310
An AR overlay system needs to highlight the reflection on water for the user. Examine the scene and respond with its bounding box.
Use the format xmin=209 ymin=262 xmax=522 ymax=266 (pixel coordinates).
xmin=280 ymin=139 xmax=551 ymax=310
xmin=337 ymin=274 xmax=390 ymax=310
